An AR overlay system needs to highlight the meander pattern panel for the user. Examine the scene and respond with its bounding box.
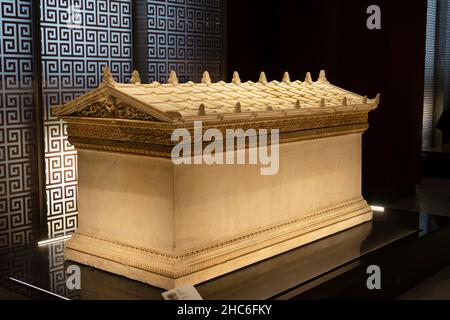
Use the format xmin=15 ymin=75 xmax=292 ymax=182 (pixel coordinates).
xmin=148 ymin=0 xmax=225 ymax=83
xmin=0 ymin=0 xmax=226 ymax=242
xmin=42 ymin=0 xmax=225 ymax=238
xmin=41 ymin=0 xmax=132 ymax=237
xmin=0 ymin=0 xmax=38 ymax=249
xmin=423 ymin=0 xmax=436 ymax=149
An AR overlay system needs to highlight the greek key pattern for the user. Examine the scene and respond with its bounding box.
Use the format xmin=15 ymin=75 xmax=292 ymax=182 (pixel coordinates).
xmin=42 ymin=0 xmax=225 ymax=238
xmin=148 ymin=0 xmax=225 ymax=83
xmin=0 ymin=0 xmax=226 ymax=243
xmin=41 ymin=0 xmax=133 ymax=237
xmin=0 ymin=0 xmax=38 ymax=249
xmin=48 ymin=241 xmax=80 ymax=299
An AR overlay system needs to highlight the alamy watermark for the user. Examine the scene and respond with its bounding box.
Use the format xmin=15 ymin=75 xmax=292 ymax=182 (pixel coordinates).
xmin=366 ymin=265 xmax=381 ymax=290
xmin=171 ymin=121 xmax=280 ymax=176
xmin=66 ymin=265 xmax=81 ymax=290
xmin=367 ymin=5 xmax=381 ymax=30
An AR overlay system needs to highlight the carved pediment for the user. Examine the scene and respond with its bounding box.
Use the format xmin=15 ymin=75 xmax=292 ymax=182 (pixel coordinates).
xmin=72 ymin=97 xmax=160 ymax=122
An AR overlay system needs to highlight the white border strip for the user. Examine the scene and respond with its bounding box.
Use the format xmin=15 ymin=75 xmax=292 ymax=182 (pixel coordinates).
xmin=370 ymin=205 xmax=385 ymax=212
xmin=8 ymin=277 xmax=71 ymax=300
xmin=38 ymin=235 xmax=72 ymax=246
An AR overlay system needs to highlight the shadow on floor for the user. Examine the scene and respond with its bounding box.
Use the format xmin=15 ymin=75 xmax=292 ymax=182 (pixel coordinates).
xmin=387 ymin=177 xmax=450 ymax=217
xmin=387 ymin=176 xmax=450 ymax=299
xmin=399 ymin=266 xmax=450 ymax=300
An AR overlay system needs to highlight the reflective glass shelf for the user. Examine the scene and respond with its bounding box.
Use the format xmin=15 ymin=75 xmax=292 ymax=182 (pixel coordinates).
xmin=1 ymin=209 xmax=448 ymax=300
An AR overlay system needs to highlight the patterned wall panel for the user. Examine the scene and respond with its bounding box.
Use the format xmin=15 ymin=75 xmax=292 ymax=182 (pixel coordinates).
xmin=41 ymin=0 xmax=132 ymax=237
xmin=148 ymin=0 xmax=225 ymax=83
xmin=423 ymin=0 xmax=437 ymax=150
xmin=424 ymin=0 xmax=450 ymax=147
xmin=40 ymin=0 xmax=225 ymax=238
xmin=0 ymin=0 xmax=39 ymax=249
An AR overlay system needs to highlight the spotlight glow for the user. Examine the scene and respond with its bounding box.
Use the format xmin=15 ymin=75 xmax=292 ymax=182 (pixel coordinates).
xmin=38 ymin=235 xmax=72 ymax=246
xmin=370 ymin=205 xmax=385 ymax=212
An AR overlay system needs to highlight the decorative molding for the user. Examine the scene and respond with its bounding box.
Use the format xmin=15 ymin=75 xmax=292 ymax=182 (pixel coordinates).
xmin=57 ymin=111 xmax=370 ymax=156
xmin=67 ymin=123 xmax=369 ymax=157
xmin=65 ymin=198 xmax=372 ymax=279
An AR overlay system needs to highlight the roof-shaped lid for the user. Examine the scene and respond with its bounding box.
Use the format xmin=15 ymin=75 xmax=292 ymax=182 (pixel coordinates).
xmin=53 ymin=66 xmax=380 ymax=123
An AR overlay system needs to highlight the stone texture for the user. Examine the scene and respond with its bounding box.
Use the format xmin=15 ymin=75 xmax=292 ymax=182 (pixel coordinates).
xmin=56 ymin=69 xmax=379 ymax=289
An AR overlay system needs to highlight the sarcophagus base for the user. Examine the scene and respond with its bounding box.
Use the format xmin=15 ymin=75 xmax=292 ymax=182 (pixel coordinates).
xmin=65 ymin=207 xmax=371 ymax=290
xmin=64 ymin=133 xmax=372 ymax=290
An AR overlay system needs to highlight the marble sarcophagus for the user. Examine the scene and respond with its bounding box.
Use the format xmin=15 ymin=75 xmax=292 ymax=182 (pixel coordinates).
xmin=54 ymin=67 xmax=379 ymax=290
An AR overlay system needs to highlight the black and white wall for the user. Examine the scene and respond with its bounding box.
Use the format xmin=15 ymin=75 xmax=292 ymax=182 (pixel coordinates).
xmin=0 ymin=0 xmax=38 ymax=249
xmin=423 ymin=0 xmax=450 ymax=149
xmin=42 ymin=0 xmax=133 ymax=238
xmin=0 ymin=0 xmax=226 ymax=246
xmin=147 ymin=0 xmax=225 ymax=83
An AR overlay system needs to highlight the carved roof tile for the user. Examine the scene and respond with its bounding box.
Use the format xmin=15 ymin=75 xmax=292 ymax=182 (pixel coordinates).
xmin=54 ymin=69 xmax=380 ymax=123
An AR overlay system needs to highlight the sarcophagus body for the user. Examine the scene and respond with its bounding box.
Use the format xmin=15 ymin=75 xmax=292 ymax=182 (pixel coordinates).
xmin=54 ymin=68 xmax=379 ymax=290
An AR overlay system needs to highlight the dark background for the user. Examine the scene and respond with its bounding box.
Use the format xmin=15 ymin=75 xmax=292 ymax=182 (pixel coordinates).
xmin=227 ymin=0 xmax=427 ymax=203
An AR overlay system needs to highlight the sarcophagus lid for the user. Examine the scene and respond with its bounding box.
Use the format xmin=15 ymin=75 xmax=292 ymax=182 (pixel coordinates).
xmin=54 ymin=67 xmax=379 ymax=156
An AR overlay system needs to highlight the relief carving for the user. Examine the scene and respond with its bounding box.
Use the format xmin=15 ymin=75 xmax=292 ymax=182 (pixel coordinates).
xmin=74 ymin=97 xmax=158 ymax=121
